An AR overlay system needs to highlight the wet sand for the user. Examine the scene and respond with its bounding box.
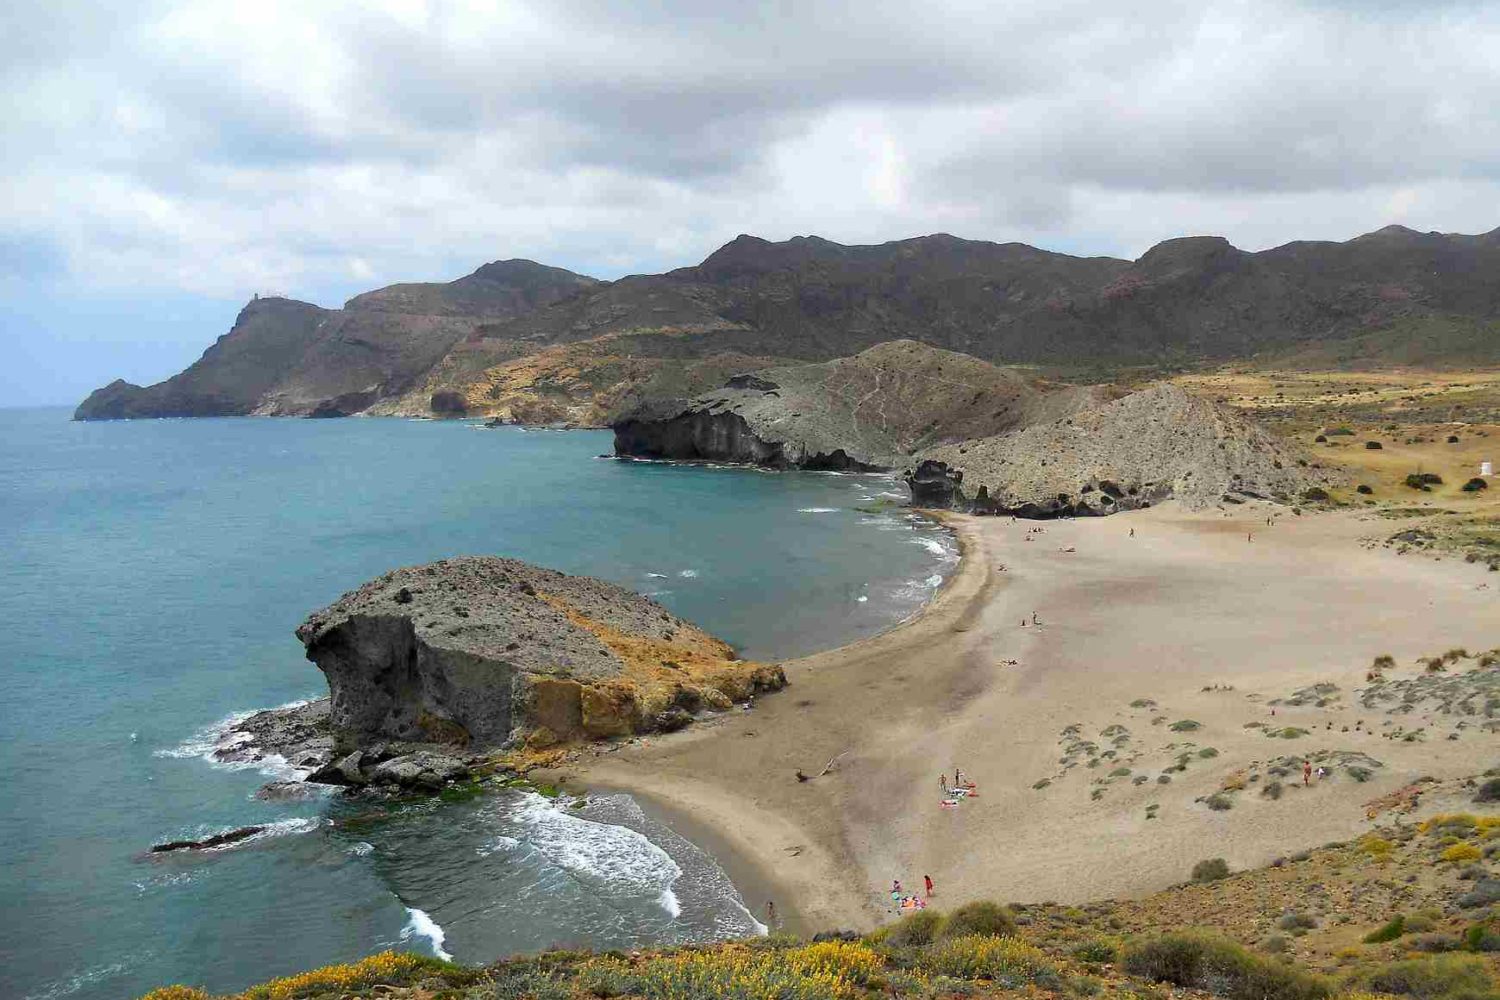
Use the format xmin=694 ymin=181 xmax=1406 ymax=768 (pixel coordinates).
xmin=551 ymin=501 xmax=1498 ymax=931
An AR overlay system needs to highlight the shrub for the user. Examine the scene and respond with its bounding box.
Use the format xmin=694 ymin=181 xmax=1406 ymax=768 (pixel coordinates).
xmin=1353 ymin=953 xmax=1498 ymax=1000
xmin=1123 ymin=931 xmax=1330 ymax=1000
xmin=1071 ymin=938 xmax=1120 ymax=965
xmin=1264 ymin=780 xmax=1285 ymax=800
xmin=1365 ymin=915 xmax=1407 ymax=943
xmin=1367 ymin=441 xmax=1384 ymax=449
xmin=886 ymin=909 xmax=946 ymax=948
xmin=1206 ymin=793 xmax=1234 ymax=811
xmin=141 ymin=990 xmax=210 ymax=1000
xmin=1192 ymin=858 xmax=1231 ymax=883
xmin=1199 ymin=747 xmax=1220 ymax=759
xmin=1407 ymin=912 xmax=1440 ymax=933
xmin=922 ymin=935 xmax=1056 ymax=983
xmin=1464 ymin=478 xmax=1489 ymax=493
xmin=574 ymin=961 xmax=645 ymax=998
xmin=938 ymin=901 xmax=1017 ymax=939
xmin=235 ymin=952 xmax=455 ymax=1000
xmin=1358 ymin=484 xmax=1374 ymax=495
xmin=1476 ymin=780 xmax=1500 ymax=805
xmin=630 ymin=940 xmax=883 ymax=1000
xmin=1410 ymin=935 xmax=1463 ymax=954
xmin=1444 ymin=843 xmax=1484 ymax=864
xmin=1170 ymin=719 xmax=1203 ymax=732
xmin=1279 ymin=912 xmax=1319 ymax=931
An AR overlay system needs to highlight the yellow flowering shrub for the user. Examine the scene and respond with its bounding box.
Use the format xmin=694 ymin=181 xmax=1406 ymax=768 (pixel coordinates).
xmin=1441 ymin=842 xmax=1482 ymax=864
xmin=236 ymin=951 xmax=438 ymax=1000
xmin=140 ymin=989 xmax=210 ymax=1000
xmin=921 ymin=935 xmax=1056 ymax=981
xmin=1358 ymin=835 xmax=1394 ymax=856
xmin=625 ymin=940 xmax=883 ymax=1000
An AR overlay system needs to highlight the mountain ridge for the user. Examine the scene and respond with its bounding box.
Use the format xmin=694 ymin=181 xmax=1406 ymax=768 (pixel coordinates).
xmin=75 ymin=224 xmax=1500 ymax=421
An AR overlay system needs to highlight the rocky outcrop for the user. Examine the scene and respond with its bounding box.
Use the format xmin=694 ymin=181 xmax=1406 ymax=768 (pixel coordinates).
xmin=913 ymin=384 xmax=1338 ymax=516
xmin=76 ymin=261 xmax=598 ymax=420
xmin=612 ymin=340 xmax=1107 ymax=469
xmin=296 ymin=557 xmax=784 ymax=752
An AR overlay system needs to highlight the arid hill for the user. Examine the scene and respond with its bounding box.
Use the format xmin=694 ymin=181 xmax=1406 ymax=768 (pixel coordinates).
xmin=912 ymin=384 xmax=1337 ymax=516
xmin=613 ymin=340 xmax=1108 ymax=470
xmin=78 ymin=224 xmax=1500 ymax=421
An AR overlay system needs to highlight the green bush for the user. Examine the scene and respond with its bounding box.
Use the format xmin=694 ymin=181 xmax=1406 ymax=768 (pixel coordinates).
xmin=886 ymin=909 xmax=947 ymax=948
xmin=574 ymin=962 xmax=644 ymax=998
xmin=1474 ymin=779 xmax=1500 ymax=804
xmin=921 ymin=935 xmax=1056 ymax=983
xmin=1353 ymin=953 xmax=1499 ymax=1000
xmin=1192 ymin=858 xmax=1231 ymax=883
xmin=1206 ymin=793 xmax=1234 ymax=811
xmin=1071 ymin=938 xmax=1120 ymax=965
xmin=937 ymin=901 xmax=1017 ymax=939
xmin=1365 ymin=915 xmax=1408 ymax=944
xmin=1122 ymin=931 xmax=1330 ymax=1000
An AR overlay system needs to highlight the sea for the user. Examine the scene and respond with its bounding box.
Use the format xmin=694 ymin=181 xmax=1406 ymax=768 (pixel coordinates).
xmin=0 ymin=407 xmax=958 ymax=1000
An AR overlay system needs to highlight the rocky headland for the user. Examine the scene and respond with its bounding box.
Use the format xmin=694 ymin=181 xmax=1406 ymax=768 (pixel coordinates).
xmin=612 ymin=340 xmax=1107 ymax=470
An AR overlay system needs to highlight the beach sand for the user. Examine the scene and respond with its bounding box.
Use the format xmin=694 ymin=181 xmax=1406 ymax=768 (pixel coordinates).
xmin=549 ymin=501 xmax=1498 ymax=932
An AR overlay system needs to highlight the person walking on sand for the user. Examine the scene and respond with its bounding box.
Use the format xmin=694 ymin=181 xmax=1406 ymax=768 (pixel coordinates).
xmin=1031 ymin=611 xmax=1039 ymax=625
xmin=924 ymin=874 xmax=934 ymax=898
xmin=939 ymin=773 xmax=947 ymax=792
xmin=1303 ymin=760 xmax=1312 ymax=786
xmin=766 ymin=901 xmax=776 ymax=926
xmin=1129 ymin=527 xmax=1135 ymax=538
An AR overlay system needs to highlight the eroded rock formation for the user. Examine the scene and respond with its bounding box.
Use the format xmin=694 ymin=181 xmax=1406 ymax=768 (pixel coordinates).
xmin=296 ymin=557 xmax=784 ymax=752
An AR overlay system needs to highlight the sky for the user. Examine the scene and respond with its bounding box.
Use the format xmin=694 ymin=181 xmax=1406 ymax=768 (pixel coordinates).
xmin=3 ymin=1 xmax=1500 ymax=406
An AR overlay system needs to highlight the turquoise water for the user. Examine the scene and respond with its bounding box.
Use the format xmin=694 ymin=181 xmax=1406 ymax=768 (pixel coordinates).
xmin=0 ymin=409 xmax=955 ymax=1000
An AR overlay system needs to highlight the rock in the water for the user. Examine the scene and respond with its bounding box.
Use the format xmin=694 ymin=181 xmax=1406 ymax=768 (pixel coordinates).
xmin=367 ymin=752 xmax=470 ymax=790
xmin=151 ymin=826 xmax=266 ymax=853
xmin=297 ymin=556 xmax=785 ymax=751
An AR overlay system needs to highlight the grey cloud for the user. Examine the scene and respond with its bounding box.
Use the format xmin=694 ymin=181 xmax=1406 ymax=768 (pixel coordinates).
xmin=3 ymin=0 xmax=1500 ymax=303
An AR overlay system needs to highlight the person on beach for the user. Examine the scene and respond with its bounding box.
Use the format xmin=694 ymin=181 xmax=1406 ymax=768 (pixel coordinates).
xmin=939 ymin=773 xmax=947 ymax=791
xmin=954 ymin=768 xmax=964 ymax=786
xmin=766 ymin=901 xmax=776 ymax=926
xmin=1129 ymin=527 xmax=1135 ymax=537
xmin=1031 ymin=611 xmax=1039 ymax=625
xmin=924 ymin=874 xmax=934 ymax=897
xmin=1303 ymin=760 xmax=1312 ymax=786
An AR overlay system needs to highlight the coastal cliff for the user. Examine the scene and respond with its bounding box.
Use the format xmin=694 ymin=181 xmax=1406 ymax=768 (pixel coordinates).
xmin=296 ymin=556 xmax=784 ymax=753
xmin=612 ymin=340 xmax=1107 ymax=470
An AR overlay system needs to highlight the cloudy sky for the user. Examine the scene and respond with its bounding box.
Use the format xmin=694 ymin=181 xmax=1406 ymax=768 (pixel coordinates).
xmin=3 ymin=0 xmax=1499 ymax=405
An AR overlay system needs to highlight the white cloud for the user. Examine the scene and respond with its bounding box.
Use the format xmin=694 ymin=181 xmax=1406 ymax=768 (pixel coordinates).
xmin=3 ymin=0 xmax=1499 ymax=303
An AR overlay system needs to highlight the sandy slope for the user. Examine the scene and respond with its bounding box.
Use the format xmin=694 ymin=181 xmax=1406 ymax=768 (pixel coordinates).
xmin=558 ymin=502 xmax=1497 ymax=932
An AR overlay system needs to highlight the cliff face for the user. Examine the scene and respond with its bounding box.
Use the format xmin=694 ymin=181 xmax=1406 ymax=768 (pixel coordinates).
xmin=75 ymin=261 xmax=599 ymax=420
xmin=612 ymin=340 xmax=1108 ymax=470
xmin=912 ymin=384 xmax=1338 ymax=516
xmin=296 ymin=557 xmax=784 ymax=751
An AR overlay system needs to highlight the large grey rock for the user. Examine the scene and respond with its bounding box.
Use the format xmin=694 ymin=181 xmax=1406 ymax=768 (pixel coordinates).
xmin=367 ymin=752 xmax=470 ymax=789
xmin=295 ymin=556 xmax=763 ymax=751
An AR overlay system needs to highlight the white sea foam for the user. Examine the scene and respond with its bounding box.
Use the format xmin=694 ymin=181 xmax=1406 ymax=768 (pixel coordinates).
xmin=677 ymin=569 xmax=698 ymax=578
xmin=347 ymin=841 xmax=375 ymax=857
xmin=646 ymin=572 xmax=668 ymax=578
xmin=926 ymin=574 xmax=944 ymax=587
xmin=401 ymin=907 xmax=453 ymax=961
xmin=660 ymin=888 xmax=683 ymax=917
xmin=154 ymin=698 xmax=319 ymax=780
xmin=797 ymin=507 xmax=839 ymax=513
xmin=476 ymin=834 xmax=520 ymax=857
xmin=912 ymin=537 xmax=950 ymax=557
xmin=22 ymin=958 xmax=139 ymax=1000
xmin=857 ymin=595 xmax=869 ymax=603
xmin=508 ymin=793 xmax=684 ymax=911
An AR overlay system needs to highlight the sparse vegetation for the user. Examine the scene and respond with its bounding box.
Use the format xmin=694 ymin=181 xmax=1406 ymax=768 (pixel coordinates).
xmin=1123 ymin=931 xmax=1329 ymax=1000
xmin=1192 ymin=858 xmax=1231 ymax=883
xmin=938 ymin=901 xmax=1018 ymax=940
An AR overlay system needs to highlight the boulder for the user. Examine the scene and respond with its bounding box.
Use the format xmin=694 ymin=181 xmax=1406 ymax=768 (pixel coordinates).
xmin=367 ymin=752 xmax=470 ymax=790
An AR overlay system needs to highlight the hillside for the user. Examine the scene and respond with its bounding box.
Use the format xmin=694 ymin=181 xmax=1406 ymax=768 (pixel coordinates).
xmin=75 ymin=260 xmax=598 ymax=419
xmin=78 ymin=224 xmax=1500 ymax=421
xmin=141 ymin=805 xmax=1500 ymax=1000
xmin=612 ymin=340 xmax=1108 ymax=469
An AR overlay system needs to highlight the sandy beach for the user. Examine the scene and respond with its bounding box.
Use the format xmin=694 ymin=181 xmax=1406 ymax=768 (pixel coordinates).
xmin=553 ymin=502 xmax=1498 ymax=932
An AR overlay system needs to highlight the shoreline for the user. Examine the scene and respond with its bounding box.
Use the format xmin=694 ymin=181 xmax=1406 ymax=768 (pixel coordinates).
xmin=551 ymin=499 xmax=1499 ymax=931
xmin=548 ymin=511 xmax=992 ymax=931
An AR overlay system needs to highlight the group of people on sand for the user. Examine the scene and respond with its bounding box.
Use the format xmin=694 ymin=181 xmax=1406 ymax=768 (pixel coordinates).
xmin=891 ymin=875 xmax=935 ymax=912
xmin=939 ymin=767 xmax=978 ymax=807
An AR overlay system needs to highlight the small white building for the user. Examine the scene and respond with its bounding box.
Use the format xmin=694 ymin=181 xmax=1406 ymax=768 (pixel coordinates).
xmin=1483 ymin=460 xmax=1494 ymax=477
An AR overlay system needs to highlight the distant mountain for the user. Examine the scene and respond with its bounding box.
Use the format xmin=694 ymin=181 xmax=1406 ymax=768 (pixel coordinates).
xmin=76 ymin=225 xmax=1500 ymax=421
xmin=75 ymin=260 xmax=598 ymax=419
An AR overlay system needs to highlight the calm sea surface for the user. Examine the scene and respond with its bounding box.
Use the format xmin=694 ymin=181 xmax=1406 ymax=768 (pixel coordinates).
xmin=0 ymin=408 xmax=956 ymax=1000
